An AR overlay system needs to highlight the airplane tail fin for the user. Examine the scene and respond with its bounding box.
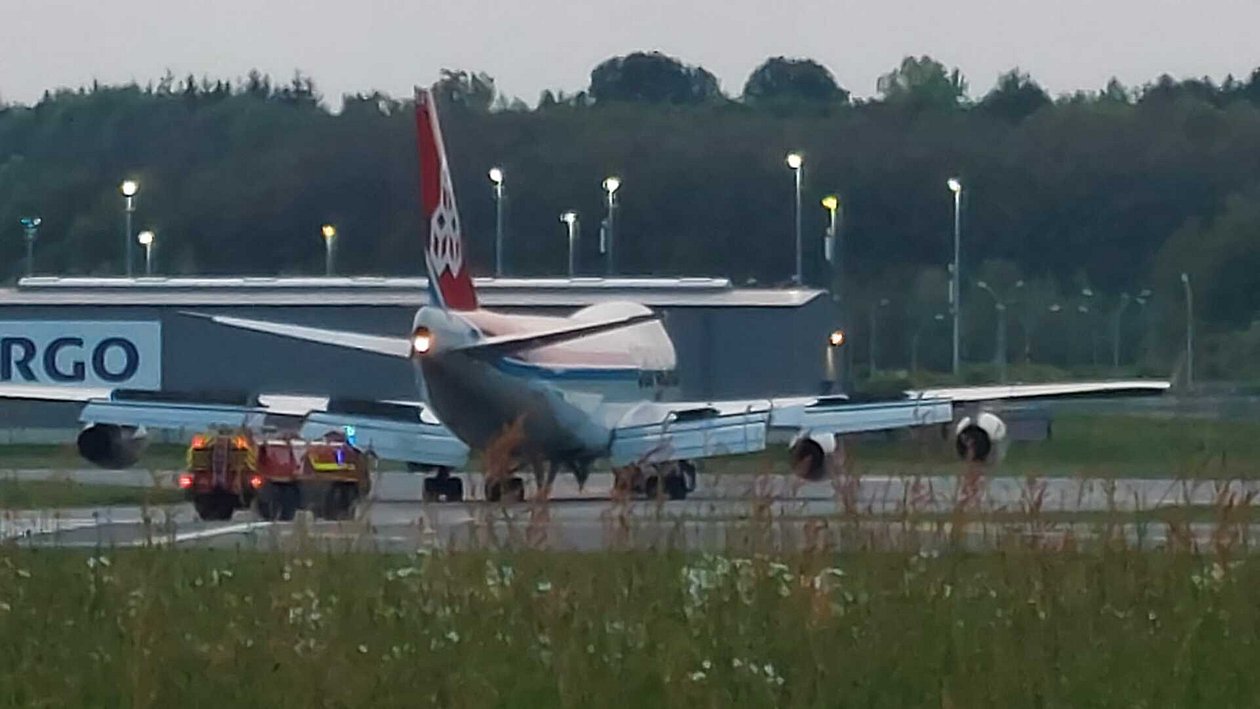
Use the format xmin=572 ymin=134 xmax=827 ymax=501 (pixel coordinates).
xmin=415 ymin=87 xmax=478 ymax=311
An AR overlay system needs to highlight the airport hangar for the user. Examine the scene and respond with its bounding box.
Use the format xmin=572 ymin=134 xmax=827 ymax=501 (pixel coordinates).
xmin=0 ymin=276 xmax=838 ymax=442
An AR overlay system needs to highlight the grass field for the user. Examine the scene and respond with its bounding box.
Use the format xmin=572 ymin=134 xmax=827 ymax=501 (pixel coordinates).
xmin=1 ymin=541 xmax=1258 ymax=707
xmin=0 ymin=414 xmax=1257 ymax=484
xmin=704 ymin=414 xmax=1260 ymax=478
xmin=0 ymin=479 xmax=184 ymax=509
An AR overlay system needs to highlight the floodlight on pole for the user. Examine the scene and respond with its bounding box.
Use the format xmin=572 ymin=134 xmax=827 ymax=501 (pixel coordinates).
xmin=821 ymin=195 xmax=839 ymax=264
xmin=321 ymin=224 xmax=337 ymax=276
xmin=602 ymin=176 xmax=621 ymax=275
xmin=975 ymin=280 xmax=1009 ymax=382
xmin=561 ymin=210 xmax=579 ymax=277
xmin=20 ymin=217 xmax=40 ymax=277
xmin=120 ymin=180 xmax=139 ymax=277
xmin=786 ymin=153 xmax=804 ymax=284
xmin=137 ymin=230 xmax=155 ymax=276
xmin=947 ymin=177 xmax=963 ymax=376
xmin=1181 ymin=272 xmax=1194 ymax=390
xmin=489 ymin=167 xmax=505 ymax=277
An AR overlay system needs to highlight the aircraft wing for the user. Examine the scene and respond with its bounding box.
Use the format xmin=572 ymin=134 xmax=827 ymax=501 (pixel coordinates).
xmin=608 ymin=394 xmax=955 ymax=466
xmin=607 ymin=380 xmax=1169 ymax=466
xmin=910 ymin=380 xmax=1172 ymax=403
xmin=0 ymin=385 xmax=468 ymax=468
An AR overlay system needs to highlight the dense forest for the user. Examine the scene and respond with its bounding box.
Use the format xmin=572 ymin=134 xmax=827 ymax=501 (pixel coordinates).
xmin=1 ymin=52 xmax=1258 ymax=379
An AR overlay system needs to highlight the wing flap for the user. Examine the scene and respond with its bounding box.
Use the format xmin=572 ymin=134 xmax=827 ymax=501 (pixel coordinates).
xmin=610 ymin=401 xmax=770 ymax=466
xmin=78 ymin=392 xmax=467 ymax=468
xmin=301 ymin=411 xmax=468 ymax=468
xmin=768 ymin=396 xmax=955 ymax=438
xmin=80 ymin=399 xmax=275 ymax=431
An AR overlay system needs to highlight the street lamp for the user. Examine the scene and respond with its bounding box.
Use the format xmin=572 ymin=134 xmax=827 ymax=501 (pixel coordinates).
xmin=1110 ymin=293 xmax=1132 ymax=371
xmin=821 ymin=195 xmax=840 ymax=264
xmin=1181 ymin=272 xmax=1194 ymax=390
xmin=120 ymin=179 xmax=139 ymax=277
xmin=602 ymin=176 xmax=620 ymax=275
xmin=786 ymin=152 xmax=804 ymax=285
xmin=137 ymin=230 xmax=155 ymax=276
xmin=560 ymin=211 xmax=579 ymax=276
xmin=488 ymin=167 xmax=505 ymax=277
xmin=320 ymin=224 xmax=337 ymax=276
xmin=947 ymin=177 xmax=963 ymax=376
xmin=975 ymin=280 xmax=1010 ymax=382
xmin=868 ymin=297 xmax=890 ymax=377
xmin=19 ymin=217 xmax=40 ymax=277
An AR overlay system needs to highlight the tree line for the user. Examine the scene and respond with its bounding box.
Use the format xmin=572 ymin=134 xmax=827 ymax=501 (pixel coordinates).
xmin=2 ymin=52 xmax=1259 ymax=379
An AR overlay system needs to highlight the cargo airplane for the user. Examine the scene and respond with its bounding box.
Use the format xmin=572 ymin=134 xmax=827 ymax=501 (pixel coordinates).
xmin=0 ymin=87 xmax=1169 ymax=502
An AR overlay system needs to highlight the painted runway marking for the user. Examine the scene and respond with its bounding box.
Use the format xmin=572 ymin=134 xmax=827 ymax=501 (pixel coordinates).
xmin=153 ymin=520 xmax=275 ymax=546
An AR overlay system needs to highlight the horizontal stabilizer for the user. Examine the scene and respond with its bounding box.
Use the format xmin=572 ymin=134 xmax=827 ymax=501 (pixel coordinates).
xmin=456 ymin=312 xmax=660 ymax=358
xmin=182 ymin=312 xmax=410 ymax=358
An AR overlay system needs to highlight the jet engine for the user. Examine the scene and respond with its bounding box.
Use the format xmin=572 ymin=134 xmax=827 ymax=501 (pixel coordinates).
xmin=953 ymin=412 xmax=1009 ymax=464
xmin=77 ymin=424 xmax=149 ymax=469
xmin=789 ymin=431 xmax=838 ymax=481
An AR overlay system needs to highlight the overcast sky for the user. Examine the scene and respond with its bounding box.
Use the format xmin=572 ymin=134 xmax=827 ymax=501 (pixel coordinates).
xmin=3 ymin=0 xmax=1257 ymax=107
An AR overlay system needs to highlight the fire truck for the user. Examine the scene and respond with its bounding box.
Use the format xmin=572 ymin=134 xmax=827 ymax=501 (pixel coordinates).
xmin=176 ymin=429 xmax=372 ymax=522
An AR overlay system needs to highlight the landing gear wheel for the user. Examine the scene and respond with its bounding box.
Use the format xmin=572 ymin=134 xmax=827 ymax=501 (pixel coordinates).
xmin=662 ymin=471 xmax=688 ymax=501
xmin=256 ymin=483 xmax=298 ymax=521
xmin=422 ymin=470 xmax=464 ymax=502
xmin=323 ymin=483 xmax=359 ymax=521
xmin=485 ymin=476 xmax=525 ymax=503
xmin=194 ymin=493 xmax=234 ymax=521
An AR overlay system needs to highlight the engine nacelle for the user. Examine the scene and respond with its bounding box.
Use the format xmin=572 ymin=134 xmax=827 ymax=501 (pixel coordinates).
xmin=954 ymin=412 xmax=1009 ymax=464
xmin=77 ymin=424 xmax=149 ymax=469
xmin=788 ymin=431 xmax=838 ymax=481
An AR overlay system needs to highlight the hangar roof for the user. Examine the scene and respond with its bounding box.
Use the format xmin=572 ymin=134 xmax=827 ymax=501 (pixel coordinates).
xmin=4 ymin=276 xmax=827 ymax=308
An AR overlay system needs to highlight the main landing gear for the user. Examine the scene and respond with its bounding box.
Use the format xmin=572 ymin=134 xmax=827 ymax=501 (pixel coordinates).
xmin=421 ymin=467 xmax=464 ymax=502
xmin=615 ymin=460 xmax=697 ymax=501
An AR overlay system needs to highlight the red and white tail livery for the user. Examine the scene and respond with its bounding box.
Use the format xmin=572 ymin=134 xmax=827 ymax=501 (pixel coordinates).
xmin=415 ymin=88 xmax=478 ymax=311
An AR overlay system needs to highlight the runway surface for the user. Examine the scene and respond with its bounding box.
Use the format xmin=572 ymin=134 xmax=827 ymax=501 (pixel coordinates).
xmin=4 ymin=469 xmax=1260 ymax=552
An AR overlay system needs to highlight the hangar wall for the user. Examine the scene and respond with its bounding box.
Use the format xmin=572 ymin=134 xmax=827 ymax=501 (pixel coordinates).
xmin=0 ymin=278 xmax=836 ymax=435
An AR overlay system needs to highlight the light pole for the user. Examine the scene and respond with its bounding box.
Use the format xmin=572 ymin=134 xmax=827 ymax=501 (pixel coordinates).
xmin=787 ymin=152 xmax=804 ymax=285
xmin=947 ymin=177 xmax=963 ymax=376
xmin=120 ymin=180 xmax=139 ymax=277
xmin=602 ymin=176 xmax=620 ymax=275
xmin=1181 ymin=272 xmax=1194 ymax=390
xmin=137 ymin=230 xmax=155 ymax=276
xmin=868 ymin=297 xmax=889 ymax=377
xmin=975 ymin=280 xmax=1012 ymax=383
xmin=321 ymin=224 xmax=337 ymax=276
xmin=1110 ymin=293 xmax=1132 ymax=371
xmin=561 ymin=211 xmax=579 ymax=276
xmin=488 ymin=167 xmax=505 ymax=277
xmin=19 ymin=217 xmax=40 ymax=277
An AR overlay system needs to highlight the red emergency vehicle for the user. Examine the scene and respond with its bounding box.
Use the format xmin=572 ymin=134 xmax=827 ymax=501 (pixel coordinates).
xmin=176 ymin=429 xmax=372 ymax=521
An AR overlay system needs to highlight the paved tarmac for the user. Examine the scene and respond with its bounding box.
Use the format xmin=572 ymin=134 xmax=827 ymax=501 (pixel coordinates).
xmin=4 ymin=469 xmax=1259 ymax=552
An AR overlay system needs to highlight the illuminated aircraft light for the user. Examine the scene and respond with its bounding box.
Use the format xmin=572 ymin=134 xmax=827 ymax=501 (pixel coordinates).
xmin=412 ymin=327 xmax=433 ymax=355
xmin=828 ymin=330 xmax=846 ymax=348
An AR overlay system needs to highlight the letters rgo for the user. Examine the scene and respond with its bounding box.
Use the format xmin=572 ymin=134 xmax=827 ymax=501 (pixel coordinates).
xmin=0 ymin=322 xmax=161 ymax=388
xmin=1 ymin=336 xmax=140 ymax=383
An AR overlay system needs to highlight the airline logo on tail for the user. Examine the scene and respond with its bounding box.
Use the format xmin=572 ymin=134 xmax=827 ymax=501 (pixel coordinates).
xmin=415 ymin=88 xmax=478 ymax=311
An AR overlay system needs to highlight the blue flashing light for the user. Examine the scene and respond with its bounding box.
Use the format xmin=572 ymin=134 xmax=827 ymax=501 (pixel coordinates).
xmin=343 ymin=425 xmax=357 ymax=446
